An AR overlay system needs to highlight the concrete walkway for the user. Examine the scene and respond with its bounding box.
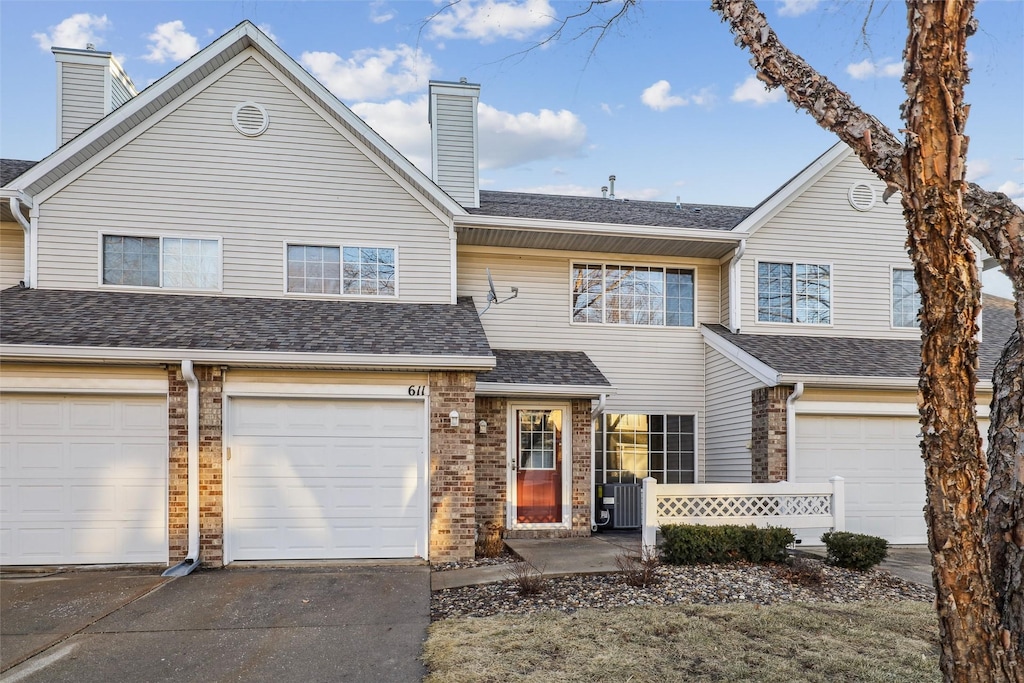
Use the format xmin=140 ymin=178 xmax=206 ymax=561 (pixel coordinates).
xmin=431 ymin=533 xmax=933 ymax=591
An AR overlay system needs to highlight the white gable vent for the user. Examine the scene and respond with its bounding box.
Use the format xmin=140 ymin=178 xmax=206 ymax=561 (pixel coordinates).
xmin=848 ymin=182 xmax=877 ymax=211
xmin=232 ymin=101 xmax=269 ymax=136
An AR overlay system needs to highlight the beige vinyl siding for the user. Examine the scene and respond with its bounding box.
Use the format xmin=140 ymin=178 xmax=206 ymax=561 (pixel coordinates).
xmin=0 ymin=364 xmax=167 ymax=392
xmin=1 ymin=221 xmax=24 ymax=289
xmin=742 ymin=154 xmax=914 ymax=338
xmin=459 ymin=246 xmax=715 ymax=477
xmin=110 ymin=70 xmax=135 ymax=110
xmin=432 ymin=93 xmax=476 ymax=206
xmin=225 ymin=369 xmax=427 ymax=387
xmin=60 ymin=62 xmax=106 ymax=145
xmin=704 ymin=346 xmax=764 ymax=482
xmin=719 ymin=260 xmax=730 ymax=326
xmin=37 ymin=56 xmax=453 ymax=302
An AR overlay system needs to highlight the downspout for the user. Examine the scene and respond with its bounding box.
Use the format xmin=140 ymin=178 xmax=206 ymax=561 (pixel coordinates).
xmin=163 ymin=360 xmax=202 ymax=576
xmin=785 ymin=382 xmax=804 ymax=482
xmin=10 ymin=197 xmax=32 ymax=287
xmin=590 ymin=393 xmax=607 ymax=531
xmin=728 ymin=239 xmax=746 ymax=333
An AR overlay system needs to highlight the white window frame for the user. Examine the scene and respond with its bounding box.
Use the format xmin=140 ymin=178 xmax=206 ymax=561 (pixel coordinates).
xmin=98 ymin=232 xmax=223 ymax=292
xmin=506 ymin=401 xmax=573 ymax=531
xmin=890 ymin=266 xmax=921 ymax=330
xmin=754 ymin=259 xmax=834 ymax=327
xmin=568 ymin=261 xmax=698 ymax=329
xmin=282 ymin=242 xmax=400 ymax=299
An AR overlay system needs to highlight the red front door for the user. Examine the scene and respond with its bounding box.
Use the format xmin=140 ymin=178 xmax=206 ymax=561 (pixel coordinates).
xmin=514 ymin=409 xmax=563 ymax=524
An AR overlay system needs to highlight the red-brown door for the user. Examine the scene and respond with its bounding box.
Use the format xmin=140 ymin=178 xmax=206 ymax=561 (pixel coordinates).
xmin=514 ymin=409 xmax=563 ymax=524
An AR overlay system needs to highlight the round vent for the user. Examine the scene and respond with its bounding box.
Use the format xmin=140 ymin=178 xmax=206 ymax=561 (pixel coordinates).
xmin=848 ymin=182 xmax=877 ymax=211
xmin=232 ymin=101 xmax=269 ymax=136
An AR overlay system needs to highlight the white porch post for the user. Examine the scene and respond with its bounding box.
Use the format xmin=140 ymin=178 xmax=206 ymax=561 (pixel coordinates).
xmin=641 ymin=476 xmax=658 ymax=555
xmin=829 ymin=475 xmax=846 ymax=532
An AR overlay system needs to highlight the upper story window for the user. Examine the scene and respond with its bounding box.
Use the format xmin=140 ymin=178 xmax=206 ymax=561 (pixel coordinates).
xmin=286 ymin=245 xmax=395 ymax=296
xmin=757 ymin=261 xmax=831 ymax=324
xmin=572 ymin=263 xmax=695 ymax=327
xmin=102 ymin=235 xmax=220 ymax=289
xmin=892 ymin=268 xmax=921 ymax=328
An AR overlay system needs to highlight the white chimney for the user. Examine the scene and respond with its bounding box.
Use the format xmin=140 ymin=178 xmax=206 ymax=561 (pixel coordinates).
xmin=428 ymin=79 xmax=480 ymax=209
xmin=53 ymin=47 xmax=138 ymax=147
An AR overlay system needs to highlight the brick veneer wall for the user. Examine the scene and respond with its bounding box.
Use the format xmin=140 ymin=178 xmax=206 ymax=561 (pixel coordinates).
xmin=750 ymin=385 xmax=792 ymax=483
xmin=474 ymin=396 xmax=507 ymax=536
xmin=168 ymin=365 xmax=224 ymax=567
xmin=429 ymin=371 xmax=476 ymax=562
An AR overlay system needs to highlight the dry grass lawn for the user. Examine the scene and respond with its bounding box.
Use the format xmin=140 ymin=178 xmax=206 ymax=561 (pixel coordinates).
xmin=423 ymin=601 xmax=939 ymax=682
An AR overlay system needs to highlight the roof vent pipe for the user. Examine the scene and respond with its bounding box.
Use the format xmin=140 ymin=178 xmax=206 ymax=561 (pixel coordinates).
xmin=675 ymin=195 xmax=682 ymax=209
xmin=601 ymin=185 xmax=608 ymax=199
xmin=608 ymin=175 xmax=616 ymax=200
xmin=86 ymin=43 xmax=95 ymax=50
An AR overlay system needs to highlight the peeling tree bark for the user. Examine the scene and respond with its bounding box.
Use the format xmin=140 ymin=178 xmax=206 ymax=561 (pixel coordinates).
xmin=709 ymin=0 xmax=1023 ymax=679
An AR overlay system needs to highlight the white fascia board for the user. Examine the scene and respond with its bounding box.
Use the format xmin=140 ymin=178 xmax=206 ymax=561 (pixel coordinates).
xmin=700 ymin=327 xmax=779 ymax=386
xmin=731 ymin=143 xmax=851 ymax=236
xmin=476 ymin=382 xmax=613 ymax=398
xmin=457 ymin=214 xmax=749 ymax=244
xmin=0 ymin=345 xmax=497 ymax=371
xmin=780 ymin=373 xmax=994 ymax=391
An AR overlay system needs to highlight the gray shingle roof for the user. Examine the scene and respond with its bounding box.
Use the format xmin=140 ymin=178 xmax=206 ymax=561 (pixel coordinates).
xmin=1 ymin=159 xmax=38 ymax=187
xmin=0 ymin=287 xmax=492 ymax=358
xmin=704 ymin=296 xmax=1015 ymax=381
xmin=469 ymin=191 xmax=752 ymax=230
xmin=477 ymin=349 xmax=611 ymax=387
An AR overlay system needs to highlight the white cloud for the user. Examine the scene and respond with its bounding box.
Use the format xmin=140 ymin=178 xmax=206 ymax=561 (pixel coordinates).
xmin=350 ymin=96 xmax=432 ymax=172
xmin=641 ymin=81 xmax=716 ymax=112
xmin=143 ymin=20 xmax=200 ymax=63
xmin=846 ymin=58 xmax=903 ymax=80
xmin=33 ymin=13 xmax=111 ymax=51
xmin=478 ymin=103 xmax=587 ymax=169
xmin=997 ymin=180 xmax=1024 ymax=206
xmin=965 ymin=159 xmax=992 ymax=182
xmin=301 ymin=45 xmax=435 ymax=102
xmin=427 ymin=0 xmax=557 ymax=43
xmin=778 ymin=0 xmax=820 ymax=17
xmin=257 ymin=24 xmax=278 ymax=42
xmin=370 ymin=0 xmax=396 ymax=24
xmin=641 ymin=80 xmax=686 ymax=111
xmin=731 ymin=75 xmax=785 ymax=106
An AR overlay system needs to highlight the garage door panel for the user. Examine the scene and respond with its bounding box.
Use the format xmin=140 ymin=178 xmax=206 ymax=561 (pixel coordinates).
xmin=0 ymin=394 xmax=168 ymax=565
xmin=227 ymin=397 xmax=427 ymax=561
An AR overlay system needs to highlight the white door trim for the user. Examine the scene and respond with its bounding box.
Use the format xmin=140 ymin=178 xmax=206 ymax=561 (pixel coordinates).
xmin=506 ymin=401 xmax=572 ymax=531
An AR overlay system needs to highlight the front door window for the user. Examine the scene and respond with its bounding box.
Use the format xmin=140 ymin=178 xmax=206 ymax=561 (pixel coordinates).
xmin=515 ymin=409 xmax=563 ymax=524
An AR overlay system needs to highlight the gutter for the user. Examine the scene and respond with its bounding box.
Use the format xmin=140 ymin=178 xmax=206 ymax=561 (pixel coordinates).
xmin=589 ymin=393 xmax=607 ymax=532
xmin=727 ymin=239 xmax=746 ymax=333
xmin=785 ymin=382 xmax=805 ymax=482
xmin=8 ymin=196 xmax=33 ymax=287
xmin=163 ymin=360 xmax=201 ymax=577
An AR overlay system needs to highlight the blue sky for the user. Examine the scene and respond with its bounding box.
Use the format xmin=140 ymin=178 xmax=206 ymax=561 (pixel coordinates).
xmin=2 ymin=0 xmax=1021 ymax=292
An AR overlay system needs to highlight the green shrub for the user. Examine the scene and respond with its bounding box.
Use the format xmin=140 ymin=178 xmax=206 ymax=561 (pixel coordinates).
xmin=821 ymin=531 xmax=889 ymax=570
xmin=659 ymin=524 xmax=795 ymax=565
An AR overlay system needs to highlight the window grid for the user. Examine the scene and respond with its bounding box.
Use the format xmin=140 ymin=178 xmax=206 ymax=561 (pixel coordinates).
xmin=757 ymin=261 xmax=831 ymax=324
xmin=287 ymin=245 xmax=396 ymax=297
xmin=519 ymin=410 xmax=558 ymax=469
xmin=102 ymin=235 xmax=219 ymax=290
xmin=571 ymin=263 xmax=694 ymax=327
xmin=757 ymin=262 xmax=793 ymax=322
xmin=596 ymin=413 xmax=695 ymax=485
xmin=795 ymin=264 xmax=831 ymax=324
xmin=892 ymin=268 xmax=920 ymax=328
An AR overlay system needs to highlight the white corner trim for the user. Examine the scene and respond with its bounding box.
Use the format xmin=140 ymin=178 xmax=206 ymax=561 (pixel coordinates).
xmin=700 ymin=327 xmax=779 ymax=386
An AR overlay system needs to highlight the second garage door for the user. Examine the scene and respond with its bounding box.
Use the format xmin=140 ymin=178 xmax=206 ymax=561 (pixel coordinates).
xmin=795 ymin=415 xmax=926 ymax=544
xmin=226 ymin=397 xmax=427 ymax=562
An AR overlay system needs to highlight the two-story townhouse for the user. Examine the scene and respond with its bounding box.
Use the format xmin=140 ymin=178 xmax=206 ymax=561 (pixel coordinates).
xmin=1 ymin=21 xmax=1011 ymax=570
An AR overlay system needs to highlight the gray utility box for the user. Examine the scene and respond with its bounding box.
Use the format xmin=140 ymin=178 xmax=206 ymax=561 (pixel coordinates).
xmin=596 ymin=483 xmax=642 ymax=529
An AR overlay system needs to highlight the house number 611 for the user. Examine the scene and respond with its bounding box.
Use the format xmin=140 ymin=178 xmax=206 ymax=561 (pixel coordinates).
xmin=408 ymin=385 xmax=426 ymax=396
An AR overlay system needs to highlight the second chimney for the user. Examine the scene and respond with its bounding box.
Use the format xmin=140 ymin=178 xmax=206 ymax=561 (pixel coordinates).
xmin=53 ymin=46 xmax=137 ymax=147
xmin=428 ymin=79 xmax=481 ymax=209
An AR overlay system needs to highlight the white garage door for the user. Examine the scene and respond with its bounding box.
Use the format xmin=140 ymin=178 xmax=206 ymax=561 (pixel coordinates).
xmin=795 ymin=415 xmax=926 ymax=544
xmin=0 ymin=394 xmax=168 ymax=565
xmin=226 ymin=397 xmax=427 ymax=561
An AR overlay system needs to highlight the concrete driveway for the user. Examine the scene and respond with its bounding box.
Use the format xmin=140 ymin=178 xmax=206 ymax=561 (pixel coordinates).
xmin=1 ymin=565 xmax=429 ymax=682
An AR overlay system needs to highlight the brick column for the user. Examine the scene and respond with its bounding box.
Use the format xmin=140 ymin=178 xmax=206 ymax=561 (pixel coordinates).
xmin=428 ymin=371 xmax=476 ymax=562
xmin=474 ymin=396 xmax=507 ymax=537
xmin=750 ymin=386 xmax=792 ymax=482
xmin=167 ymin=365 xmax=224 ymax=567
xmin=569 ymin=399 xmax=593 ymax=535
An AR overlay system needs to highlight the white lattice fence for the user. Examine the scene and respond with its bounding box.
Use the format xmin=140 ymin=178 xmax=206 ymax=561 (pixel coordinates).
xmin=641 ymin=477 xmax=845 ymax=553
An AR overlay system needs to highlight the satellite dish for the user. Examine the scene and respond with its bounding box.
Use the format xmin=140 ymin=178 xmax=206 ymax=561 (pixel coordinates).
xmin=479 ymin=267 xmax=519 ymax=315
xmin=486 ymin=268 xmax=498 ymax=303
